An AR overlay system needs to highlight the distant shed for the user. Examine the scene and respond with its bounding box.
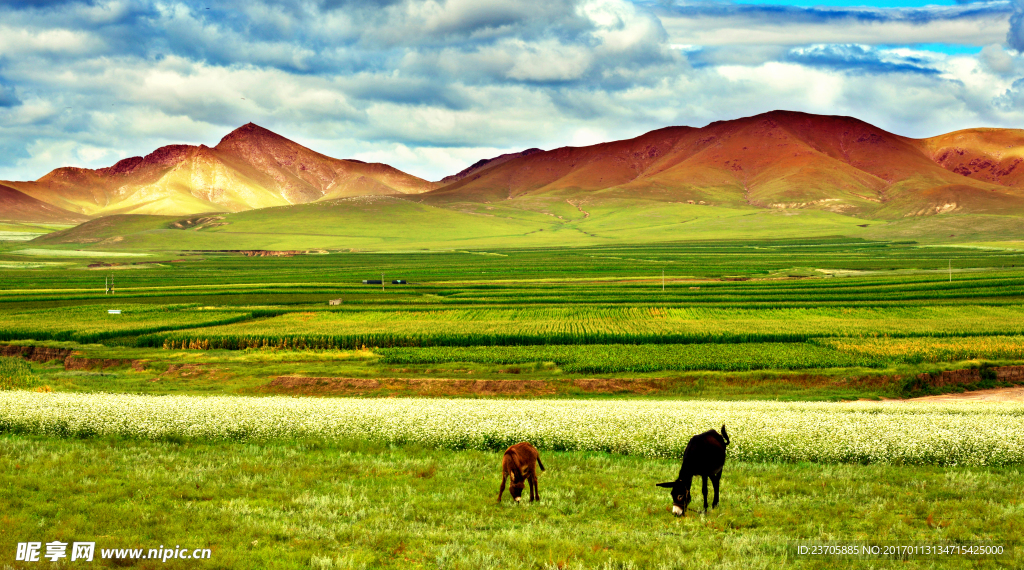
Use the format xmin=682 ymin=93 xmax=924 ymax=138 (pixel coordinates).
xmin=391 ymin=280 xmax=407 ymax=285
xmin=328 ymin=299 xmax=342 ymax=306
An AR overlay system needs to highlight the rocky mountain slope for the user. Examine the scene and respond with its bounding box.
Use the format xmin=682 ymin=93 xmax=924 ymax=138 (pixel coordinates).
xmin=0 ymin=183 xmax=86 ymax=223
xmin=5 ymin=112 xmax=1024 ymax=224
xmin=2 ymin=124 xmax=437 ymax=218
xmin=426 ymin=111 xmax=1024 ymax=219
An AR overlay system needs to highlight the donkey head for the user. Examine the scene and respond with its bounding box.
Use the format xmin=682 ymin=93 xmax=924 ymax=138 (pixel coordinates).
xmin=510 ymin=472 xmax=526 ymax=502
xmin=656 ymin=480 xmax=691 ymax=516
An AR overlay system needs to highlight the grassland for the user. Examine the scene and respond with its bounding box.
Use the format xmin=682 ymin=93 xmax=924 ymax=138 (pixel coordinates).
xmin=1 ymin=435 xmax=1020 ymax=569
xmin=2 ymin=237 xmax=1023 ymax=568
xmin=24 ymin=199 xmax=887 ymax=251
xmin=0 ymin=239 xmax=1021 ymax=399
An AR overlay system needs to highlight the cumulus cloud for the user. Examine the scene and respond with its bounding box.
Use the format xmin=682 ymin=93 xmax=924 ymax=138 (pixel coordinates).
xmin=1010 ymin=0 xmax=1024 ymax=50
xmin=981 ymin=43 xmax=1019 ymax=73
xmin=0 ymin=0 xmax=1023 ymax=182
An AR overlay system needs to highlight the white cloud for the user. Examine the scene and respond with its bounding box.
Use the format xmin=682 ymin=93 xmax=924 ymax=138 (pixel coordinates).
xmin=0 ymin=25 xmax=103 ymax=55
xmin=0 ymin=0 xmax=1023 ymax=184
xmin=570 ymin=127 xmax=610 ymax=147
xmin=506 ymin=40 xmax=593 ymax=81
xmin=980 ymin=44 xmax=1020 ymax=74
xmin=659 ymin=5 xmax=1011 ymax=47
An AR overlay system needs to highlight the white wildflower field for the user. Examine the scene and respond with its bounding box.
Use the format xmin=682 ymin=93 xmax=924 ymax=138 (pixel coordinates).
xmin=2 ymin=391 xmax=1022 ymax=466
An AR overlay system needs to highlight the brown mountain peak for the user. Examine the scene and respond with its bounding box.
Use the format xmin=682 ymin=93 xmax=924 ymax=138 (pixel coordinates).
xmin=1 ymin=121 xmax=435 ymax=217
xmin=439 ymin=148 xmax=544 ymax=184
xmin=96 ymin=144 xmax=203 ymax=177
xmin=215 ymin=122 xmax=290 ymax=149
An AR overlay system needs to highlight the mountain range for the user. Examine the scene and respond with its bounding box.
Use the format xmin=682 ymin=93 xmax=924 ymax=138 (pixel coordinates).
xmin=1 ymin=123 xmax=436 ymax=220
xmin=4 ymin=110 xmax=1024 ymax=230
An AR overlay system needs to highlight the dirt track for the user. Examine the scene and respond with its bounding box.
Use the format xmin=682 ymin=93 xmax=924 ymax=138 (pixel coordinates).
xmin=901 ymin=386 xmax=1024 ymax=403
xmin=856 ymin=386 xmax=1024 ymax=404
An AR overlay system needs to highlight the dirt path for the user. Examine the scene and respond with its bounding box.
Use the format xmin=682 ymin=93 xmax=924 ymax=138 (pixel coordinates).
xmin=566 ymin=199 xmax=590 ymax=218
xmin=904 ymin=386 xmax=1024 ymax=403
xmin=859 ymin=386 xmax=1024 ymax=404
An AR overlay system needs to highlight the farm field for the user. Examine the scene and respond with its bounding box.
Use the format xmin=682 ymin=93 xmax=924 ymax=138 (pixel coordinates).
xmin=2 ymin=237 xmax=1024 ymax=568
xmin=0 ymin=304 xmax=256 ymax=343
xmin=146 ymin=305 xmax=1024 ymax=350
xmin=0 ymin=239 xmax=1022 ymax=399
xmin=4 ymin=392 xmax=1023 ymax=465
xmin=1 ymin=434 xmax=1020 ymax=569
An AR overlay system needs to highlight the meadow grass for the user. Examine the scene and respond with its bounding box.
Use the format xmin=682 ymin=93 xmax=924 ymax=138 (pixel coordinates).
xmin=6 ymin=341 xmax=1020 ymax=402
xmin=12 ymin=248 xmax=151 ymax=257
xmin=1 ymin=435 xmax=1019 ymax=569
xmin=2 ymin=239 xmax=1023 ymax=568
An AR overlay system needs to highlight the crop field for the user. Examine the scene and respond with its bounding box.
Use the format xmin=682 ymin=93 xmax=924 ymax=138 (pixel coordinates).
xmin=0 ymin=304 xmax=257 ymax=343
xmin=4 ymin=392 xmax=1022 ymax=466
xmin=0 ymin=237 xmax=1023 ymax=297
xmin=1 ymin=239 xmax=1023 ymax=567
xmin=813 ymin=335 xmax=1024 ymax=364
xmin=142 ymin=305 xmax=1024 ymax=350
xmin=379 ymin=337 xmax=1024 ymax=373
xmin=377 ymin=342 xmax=880 ymax=372
xmin=0 ymin=356 xmax=38 ymax=390
xmin=0 ymin=240 xmax=1021 ymax=385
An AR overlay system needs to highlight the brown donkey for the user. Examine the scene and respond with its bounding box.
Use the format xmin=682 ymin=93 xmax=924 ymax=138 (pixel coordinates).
xmin=498 ymin=442 xmax=545 ymax=503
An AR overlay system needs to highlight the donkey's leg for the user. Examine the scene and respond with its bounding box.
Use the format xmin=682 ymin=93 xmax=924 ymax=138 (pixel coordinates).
xmin=701 ymin=476 xmax=710 ymax=512
xmin=711 ymin=471 xmax=722 ymax=509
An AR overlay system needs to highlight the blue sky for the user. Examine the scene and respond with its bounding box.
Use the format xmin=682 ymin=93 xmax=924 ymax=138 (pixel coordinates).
xmin=0 ymin=0 xmax=1022 ymax=182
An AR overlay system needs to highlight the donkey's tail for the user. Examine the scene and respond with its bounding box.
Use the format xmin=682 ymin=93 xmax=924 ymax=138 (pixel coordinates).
xmin=721 ymin=424 xmax=730 ymax=446
xmin=537 ymin=455 xmax=546 ymax=471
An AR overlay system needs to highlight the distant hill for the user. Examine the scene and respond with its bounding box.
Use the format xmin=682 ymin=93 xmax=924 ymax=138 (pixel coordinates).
xmin=438 ymin=148 xmax=543 ymax=184
xmin=9 ymin=111 xmax=1024 ymax=248
xmin=426 ymin=110 xmax=1024 ymax=219
xmin=2 ymin=123 xmax=437 ymax=217
xmin=0 ymin=183 xmax=86 ymax=223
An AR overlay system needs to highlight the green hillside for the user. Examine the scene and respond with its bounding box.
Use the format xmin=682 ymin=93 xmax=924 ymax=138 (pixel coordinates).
xmin=25 ymin=193 xmax=1024 ymax=253
xmin=22 ymin=196 xmax=882 ymax=252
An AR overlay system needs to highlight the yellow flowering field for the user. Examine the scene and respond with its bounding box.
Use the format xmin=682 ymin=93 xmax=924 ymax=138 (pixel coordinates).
xmin=817 ymin=335 xmax=1024 ymax=364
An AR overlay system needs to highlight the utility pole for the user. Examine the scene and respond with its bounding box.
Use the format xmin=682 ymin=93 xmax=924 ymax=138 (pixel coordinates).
xmin=381 ymin=272 xmax=385 ymax=292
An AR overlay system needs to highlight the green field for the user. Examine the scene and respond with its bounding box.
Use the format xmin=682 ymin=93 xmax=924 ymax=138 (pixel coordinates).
xmin=2 ymin=237 xmax=1023 ymax=568
xmin=0 ymin=304 xmax=256 ymax=343
xmin=0 ymin=239 xmax=1023 ymax=395
xmin=2 ymin=435 xmax=1019 ymax=569
xmin=145 ymin=305 xmax=1024 ymax=350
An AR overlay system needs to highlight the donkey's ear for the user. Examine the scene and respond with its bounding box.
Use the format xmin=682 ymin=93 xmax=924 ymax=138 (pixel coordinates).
xmin=655 ymin=481 xmax=676 ymax=488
